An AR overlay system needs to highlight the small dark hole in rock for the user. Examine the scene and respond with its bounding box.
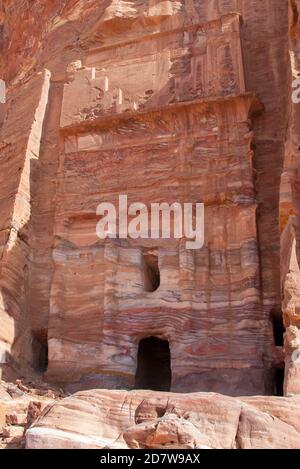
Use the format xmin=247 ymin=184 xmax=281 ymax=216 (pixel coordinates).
xmin=143 ymin=250 xmax=160 ymax=292
xmin=274 ymin=367 xmax=284 ymax=396
xmin=271 ymin=312 xmax=285 ymax=346
xmin=32 ymin=330 xmax=48 ymax=373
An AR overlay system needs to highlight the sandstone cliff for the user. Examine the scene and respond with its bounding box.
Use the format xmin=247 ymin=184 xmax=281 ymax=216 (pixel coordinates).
xmin=0 ymin=0 xmax=300 ymax=450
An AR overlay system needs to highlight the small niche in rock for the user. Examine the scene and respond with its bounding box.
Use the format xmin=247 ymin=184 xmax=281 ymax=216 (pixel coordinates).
xmin=142 ymin=249 xmax=160 ymax=292
xmin=32 ymin=330 xmax=48 ymax=373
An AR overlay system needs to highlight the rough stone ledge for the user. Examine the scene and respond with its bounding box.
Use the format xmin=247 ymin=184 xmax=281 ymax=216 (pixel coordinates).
xmin=25 ymin=389 xmax=300 ymax=449
xmin=60 ymin=92 xmax=263 ymax=134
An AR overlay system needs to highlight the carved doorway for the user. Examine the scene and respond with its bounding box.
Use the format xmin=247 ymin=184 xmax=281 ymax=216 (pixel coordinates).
xmin=134 ymin=336 xmax=171 ymax=391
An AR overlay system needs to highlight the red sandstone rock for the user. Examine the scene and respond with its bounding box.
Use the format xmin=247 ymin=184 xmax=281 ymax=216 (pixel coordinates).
xmin=0 ymin=0 xmax=300 ymax=451
xmin=0 ymin=0 xmax=289 ymax=395
xmin=3 ymin=425 xmax=24 ymax=439
xmin=0 ymin=379 xmax=59 ymax=448
xmin=25 ymin=390 xmax=300 ymax=449
xmin=0 ymin=404 xmax=5 ymax=434
xmin=280 ymin=0 xmax=300 ymax=396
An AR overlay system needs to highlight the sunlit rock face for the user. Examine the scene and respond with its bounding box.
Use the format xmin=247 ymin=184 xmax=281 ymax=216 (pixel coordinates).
xmin=0 ymin=0 xmax=298 ymax=403
xmin=52 ymin=10 xmax=267 ymax=395
xmin=281 ymin=0 xmax=300 ymax=397
xmin=25 ymin=390 xmax=300 ymax=449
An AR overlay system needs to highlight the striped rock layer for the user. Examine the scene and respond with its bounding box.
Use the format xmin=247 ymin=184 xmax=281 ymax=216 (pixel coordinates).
xmin=0 ymin=0 xmax=299 ymax=405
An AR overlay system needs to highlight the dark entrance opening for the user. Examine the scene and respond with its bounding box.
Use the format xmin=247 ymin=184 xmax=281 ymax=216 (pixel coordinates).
xmin=274 ymin=367 xmax=285 ymax=396
xmin=135 ymin=337 xmax=171 ymax=391
xmin=272 ymin=312 xmax=285 ymax=346
xmin=32 ymin=330 xmax=48 ymax=373
xmin=143 ymin=251 xmax=160 ymax=292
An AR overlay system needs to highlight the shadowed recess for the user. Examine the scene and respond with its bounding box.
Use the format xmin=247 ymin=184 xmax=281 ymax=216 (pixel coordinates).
xmin=272 ymin=311 xmax=285 ymax=347
xmin=274 ymin=367 xmax=285 ymax=396
xmin=32 ymin=330 xmax=48 ymax=373
xmin=143 ymin=251 xmax=160 ymax=292
xmin=135 ymin=336 xmax=171 ymax=391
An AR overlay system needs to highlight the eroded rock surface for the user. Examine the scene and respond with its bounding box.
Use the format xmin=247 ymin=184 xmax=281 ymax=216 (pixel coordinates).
xmin=25 ymin=390 xmax=300 ymax=449
xmin=0 ymin=379 xmax=61 ymax=449
xmin=0 ymin=0 xmax=300 ymax=451
xmin=280 ymin=0 xmax=300 ymax=396
xmin=0 ymin=0 xmax=289 ymax=395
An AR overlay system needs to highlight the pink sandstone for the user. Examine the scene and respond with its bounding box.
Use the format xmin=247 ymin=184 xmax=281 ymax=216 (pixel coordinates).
xmin=0 ymin=0 xmax=300 ymax=450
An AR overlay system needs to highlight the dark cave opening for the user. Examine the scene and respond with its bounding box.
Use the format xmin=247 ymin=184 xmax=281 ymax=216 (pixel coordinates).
xmin=32 ymin=330 xmax=48 ymax=373
xmin=134 ymin=336 xmax=171 ymax=391
xmin=143 ymin=251 xmax=160 ymax=292
xmin=272 ymin=313 xmax=285 ymax=347
xmin=274 ymin=367 xmax=285 ymax=396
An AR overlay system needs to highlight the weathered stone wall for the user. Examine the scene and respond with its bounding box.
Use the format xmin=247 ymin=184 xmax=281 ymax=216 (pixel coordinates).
xmin=281 ymin=0 xmax=300 ymax=396
xmin=0 ymin=70 xmax=50 ymax=376
xmin=0 ymin=1 xmax=296 ymax=397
